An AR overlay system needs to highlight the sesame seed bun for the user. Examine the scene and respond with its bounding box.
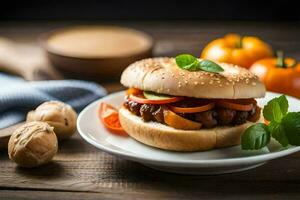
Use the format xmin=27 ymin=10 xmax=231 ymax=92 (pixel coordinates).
xmin=119 ymin=107 xmax=263 ymax=151
xmin=121 ymin=57 xmax=265 ymax=99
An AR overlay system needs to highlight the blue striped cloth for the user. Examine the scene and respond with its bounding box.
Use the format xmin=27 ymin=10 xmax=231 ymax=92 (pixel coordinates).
xmin=0 ymin=73 xmax=107 ymax=129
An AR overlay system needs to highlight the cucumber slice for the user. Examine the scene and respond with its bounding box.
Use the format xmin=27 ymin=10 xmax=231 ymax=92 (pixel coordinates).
xmin=143 ymin=91 xmax=174 ymax=100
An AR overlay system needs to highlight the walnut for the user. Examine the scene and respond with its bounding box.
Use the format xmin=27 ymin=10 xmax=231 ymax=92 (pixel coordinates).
xmin=27 ymin=101 xmax=77 ymax=140
xmin=8 ymin=122 xmax=58 ymax=168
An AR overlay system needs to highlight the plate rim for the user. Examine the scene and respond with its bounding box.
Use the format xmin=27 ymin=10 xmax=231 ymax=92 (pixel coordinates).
xmin=77 ymin=90 xmax=300 ymax=167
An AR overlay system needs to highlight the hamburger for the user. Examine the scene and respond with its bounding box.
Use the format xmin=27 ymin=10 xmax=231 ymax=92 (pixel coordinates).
xmin=119 ymin=57 xmax=265 ymax=151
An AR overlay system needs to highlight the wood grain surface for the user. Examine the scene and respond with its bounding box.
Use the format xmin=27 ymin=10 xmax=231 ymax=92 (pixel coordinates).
xmin=0 ymin=21 xmax=300 ymax=200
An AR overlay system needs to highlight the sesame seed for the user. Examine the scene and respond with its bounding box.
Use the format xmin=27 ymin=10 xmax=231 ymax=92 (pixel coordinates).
xmin=252 ymin=82 xmax=257 ymax=86
xmin=201 ymin=82 xmax=205 ymax=85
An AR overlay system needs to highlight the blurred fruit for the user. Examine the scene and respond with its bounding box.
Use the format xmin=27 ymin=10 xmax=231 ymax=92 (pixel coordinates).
xmin=250 ymin=51 xmax=300 ymax=99
xmin=201 ymin=33 xmax=273 ymax=68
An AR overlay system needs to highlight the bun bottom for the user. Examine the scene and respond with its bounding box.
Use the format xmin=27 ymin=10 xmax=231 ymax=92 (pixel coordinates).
xmin=119 ymin=107 xmax=263 ymax=152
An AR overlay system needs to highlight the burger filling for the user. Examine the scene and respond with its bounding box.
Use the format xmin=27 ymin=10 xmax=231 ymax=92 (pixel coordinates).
xmin=123 ymin=88 xmax=261 ymax=130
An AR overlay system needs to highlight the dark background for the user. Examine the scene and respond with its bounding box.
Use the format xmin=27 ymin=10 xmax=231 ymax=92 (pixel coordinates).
xmin=1 ymin=0 xmax=299 ymax=21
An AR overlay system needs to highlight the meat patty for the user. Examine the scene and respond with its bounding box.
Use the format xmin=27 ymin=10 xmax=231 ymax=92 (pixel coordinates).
xmin=124 ymin=99 xmax=141 ymax=116
xmin=124 ymin=99 xmax=258 ymax=128
xmin=140 ymin=104 xmax=162 ymax=122
xmin=153 ymin=106 xmax=164 ymax=123
xmin=194 ymin=110 xmax=218 ymax=128
xmin=217 ymin=108 xmax=236 ymax=125
xmin=233 ymin=111 xmax=249 ymax=125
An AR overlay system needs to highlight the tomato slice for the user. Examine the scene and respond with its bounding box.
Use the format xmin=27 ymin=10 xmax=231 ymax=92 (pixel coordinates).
xmin=216 ymin=99 xmax=255 ymax=111
xmin=168 ymin=102 xmax=215 ymax=113
xmin=128 ymin=93 xmax=183 ymax=105
xmin=99 ymin=102 xmax=127 ymax=135
xmin=163 ymin=108 xmax=202 ymax=130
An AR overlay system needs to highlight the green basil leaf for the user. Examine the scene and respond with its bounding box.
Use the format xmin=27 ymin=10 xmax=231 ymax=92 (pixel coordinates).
xmin=241 ymin=123 xmax=271 ymax=150
xmin=198 ymin=60 xmax=224 ymax=73
xmin=273 ymin=101 xmax=283 ymax=122
xmin=263 ymin=98 xmax=283 ymax=123
xmin=143 ymin=91 xmax=174 ymax=100
xmin=277 ymin=95 xmax=288 ymax=116
xmin=281 ymin=112 xmax=300 ymax=146
xmin=269 ymin=121 xmax=289 ymax=147
xmin=175 ymin=54 xmax=224 ymax=73
xmin=175 ymin=54 xmax=199 ymax=71
xmin=262 ymin=99 xmax=273 ymax=121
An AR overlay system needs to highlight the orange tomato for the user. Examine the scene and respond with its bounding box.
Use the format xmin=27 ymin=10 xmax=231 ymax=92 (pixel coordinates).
xmin=99 ymin=102 xmax=127 ymax=135
xmin=163 ymin=108 xmax=202 ymax=130
xmin=216 ymin=99 xmax=255 ymax=111
xmin=201 ymin=34 xmax=273 ymax=68
xmin=250 ymin=55 xmax=300 ymax=99
xmin=168 ymin=102 xmax=215 ymax=113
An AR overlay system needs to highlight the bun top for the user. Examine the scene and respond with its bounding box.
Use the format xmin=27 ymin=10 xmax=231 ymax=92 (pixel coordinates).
xmin=121 ymin=57 xmax=265 ymax=99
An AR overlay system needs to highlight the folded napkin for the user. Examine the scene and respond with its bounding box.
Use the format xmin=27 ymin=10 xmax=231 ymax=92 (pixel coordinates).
xmin=0 ymin=73 xmax=107 ymax=129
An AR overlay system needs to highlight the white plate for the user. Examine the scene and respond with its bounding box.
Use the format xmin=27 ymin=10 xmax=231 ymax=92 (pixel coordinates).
xmin=77 ymin=91 xmax=300 ymax=175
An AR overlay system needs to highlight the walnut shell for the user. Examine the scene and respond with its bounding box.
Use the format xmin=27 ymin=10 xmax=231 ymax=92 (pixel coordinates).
xmin=27 ymin=101 xmax=77 ymax=140
xmin=8 ymin=121 xmax=58 ymax=168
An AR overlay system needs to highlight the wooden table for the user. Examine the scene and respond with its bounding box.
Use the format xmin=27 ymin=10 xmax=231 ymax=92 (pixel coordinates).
xmin=1 ymin=21 xmax=300 ymax=200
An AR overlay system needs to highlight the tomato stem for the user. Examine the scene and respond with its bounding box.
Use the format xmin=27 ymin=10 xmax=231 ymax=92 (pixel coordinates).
xmin=236 ymin=36 xmax=243 ymax=49
xmin=276 ymin=50 xmax=286 ymax=68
